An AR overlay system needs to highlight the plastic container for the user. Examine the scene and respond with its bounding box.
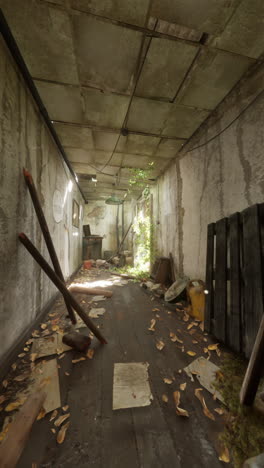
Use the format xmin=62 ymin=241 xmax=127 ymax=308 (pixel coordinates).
xmin=83 ymin=260 xmax=92 ymax=270
xmin=187 ymin=280 xmax=205 ymax=321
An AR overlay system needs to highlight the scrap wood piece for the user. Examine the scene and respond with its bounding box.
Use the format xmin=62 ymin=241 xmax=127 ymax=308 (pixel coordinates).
xmin=183 ymin=357 xmax=223 ymax=402
xmin=69 ymin=285 xmax=113 ymax=297
xmin=18 ymin=233 xmax=107 ymax=345
xmin=0 ymin=390 xmax=46 ymax=468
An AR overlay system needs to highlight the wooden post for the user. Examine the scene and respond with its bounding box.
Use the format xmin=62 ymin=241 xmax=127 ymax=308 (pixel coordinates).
xmin=214 ymin=218 xmax=228 ymax=342
xmin=229 ymin=213 xmax=242 ymax=353
xmin=23 ymin=169 xmax=76 ymax=324
xmin=19 ymin=233 xmax=107 ymax=344
xmin=0 ymin=390 xmax=46 ymax=468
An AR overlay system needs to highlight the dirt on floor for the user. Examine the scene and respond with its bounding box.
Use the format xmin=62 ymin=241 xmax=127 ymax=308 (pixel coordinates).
xmin=0 ymin=267 xmax=233 ymax=467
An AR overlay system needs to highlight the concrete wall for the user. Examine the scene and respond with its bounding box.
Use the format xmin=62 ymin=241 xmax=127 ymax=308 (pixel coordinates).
xmin=153 ymin=62 xmax=264 ymax=280
xmin=0 ymin=37 xmax=84 ymax=362
xmin=83 ymin=200 xmax=133 ymax=256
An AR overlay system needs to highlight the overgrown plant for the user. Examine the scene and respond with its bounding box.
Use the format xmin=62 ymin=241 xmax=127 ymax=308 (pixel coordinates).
xmin=128 ymin=162 xmax=155 ymax=194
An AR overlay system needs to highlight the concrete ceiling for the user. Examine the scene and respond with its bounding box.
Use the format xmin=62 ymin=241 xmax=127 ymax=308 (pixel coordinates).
xmin=0 ymin=0 xmax=263 ymax=201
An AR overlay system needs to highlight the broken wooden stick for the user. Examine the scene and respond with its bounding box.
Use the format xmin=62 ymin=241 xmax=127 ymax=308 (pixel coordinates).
xmin=23 ymin=169 xmax=76 ymax=325
xmin=0 ymin=390 xmax=46 ymax=468
xmin=240 ymin=314 xmax=264 ymax=405
xmin=69 ymin=285 xmax=113 ymax=297
xmin=18 ymin=233 xmax=107 ymax=344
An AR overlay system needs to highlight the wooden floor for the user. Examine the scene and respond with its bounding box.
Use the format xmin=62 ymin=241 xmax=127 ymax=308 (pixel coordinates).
xmin=17 ymin=272 xmax=228 ymax=468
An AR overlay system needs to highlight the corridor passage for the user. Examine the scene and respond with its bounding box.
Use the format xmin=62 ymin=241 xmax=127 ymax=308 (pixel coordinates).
xmin=12 ymin=270 xmax=226 ymax=468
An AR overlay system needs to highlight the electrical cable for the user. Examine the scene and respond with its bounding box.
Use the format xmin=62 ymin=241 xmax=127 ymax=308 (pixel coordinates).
xmin=184 ymin=88 xmax=264 ymax=153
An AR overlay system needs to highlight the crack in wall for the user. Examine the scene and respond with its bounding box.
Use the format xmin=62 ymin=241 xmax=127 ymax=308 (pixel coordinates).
xmin=236 ymin=119 xmax=253 ymax=206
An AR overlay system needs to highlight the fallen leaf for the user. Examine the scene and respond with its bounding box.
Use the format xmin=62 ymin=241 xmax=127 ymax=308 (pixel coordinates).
xmin=208 ymin=343 xmax=219 ymax=351
xmin=32 ymin=330 xmax=40 ymax=338
xmin=30 ymin=353 xmax=38 ymax=362
xmin=26 ymin=339 xmax=33 ymax=345
xmin=11 ymin=363 xmax=17 ymax=371
xmin=0 ymin=425 xmax=9 ymax=442
xmin=194 ymin=388 xmax=215 ymax=421
xmin=204 ymin=348 xmax=208 ymax=353
xmin=192 ymin=340 xmax=198 ymax=344
xmin=187 ymin=323 xmax=195 ymax=330
xmin=62 ymin=405 xmax=69 ymax=412
xmin=51 ymin=428 xmax=56 ymax=434
xmin=65 ymin=372 xmax=70 ymax=376
xmin=152 ymin=308 xmax=160 ymax=312
xmin=218 ymin=446 xmax=230 ymax=463
xmin=187 ymin=351 xmax=196 ymax=357
xmin=42 ymin=329 xmax=50 ymax=337
xmin=216 ymin=347 xmax=221 ymax=357
xmin=37 ymin=407 xmax=46 ymax=420
xmin=56 ymin=347 xmax=64 ymax=355
xmin=156 ymin=314 xmax=160 ymax=318
xmin=156 ymin=340 xmax=165 ymax=351
xmin=170 ymin=332 xmax=183 ymax=344
xmin=199 ymin=322 xmax=204 ymax=331
xmin=50 ymin=409 xmax=58 ymax=421
xmin=163 ymin=378 xmax=173 ymax=384
xmin=81 ymin=300 xmax=86 ymax=304
xmin=0 ymin=395 xmax=6 ymax=405
xmin=162 ymin=394 xmax=168 ymax=403
xmin=189 ymin=329 xmax=196 ymax=335
xmin=167 ymin=311 xmax=172 ymax=315
xmin=57 ymin=421 xmax=70 ymax=444
xmin=72 ymin=357 xmax=86 ymax=364
xmin=58 ymin=353 xmax=66 ymax=360
xmin=49 ymin=312 xmax=57 ymax=317
xmin=5 ymin=398 xmax=26 ymax=412
xmin=54 ymin=413 xmax=70 ymax=427
xmin=41 ymin=323 xmax=47 ymax=330
xmin=23 ymin=347 xmax=29 ymax=352
xmin=14 ymin=373 xmax=29 ymax=382
xmin=18 ymin=353 xmax=25 ymax=358
xmin=183 ymin=312 xmax=189 ymax=322
xmin=176 ymin=302 xmax=183 ymax=307
xmin=214 ymin=408 xmax=224 ymax=415
xmin=2 ymin=380 xmax=8 ymax=388
xmin=39 ymin=377 xmax=51 ymax=388
xmin=148 ymin=319 xmax=156 ymax=332
xmin=178 ymin=369 xmax=182 ymax=374
xmin=180 ymin=383 xmax=187 ymax=391
xmin=87 ymin=349 xmax=94 ymax=359
xmin=52 ymin=325 xmax=59 ymax=332
xmin=203 ymin=337 xmax=208 ymax=342
xmin=173 ymin=391 xmax=189 ymax=417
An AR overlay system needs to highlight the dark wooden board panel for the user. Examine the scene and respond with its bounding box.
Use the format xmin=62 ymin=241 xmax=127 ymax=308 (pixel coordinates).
xmin=229 ymin=212 xmax=242 ymax=353
xmin=242 ymin=204 xmax=264 ymax=358
xmin=214 ymin=218 xmax=228 ymax=342
xmin=204 ymin=223 xmax=215 ymax=333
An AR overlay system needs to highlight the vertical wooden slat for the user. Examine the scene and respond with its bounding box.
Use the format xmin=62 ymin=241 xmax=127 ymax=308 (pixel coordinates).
xmin=214 ymin=218 xmax=228 ymax=342
xmin=229 ymin=212 xmax=241 ymax=353
xmin=242 ymin=204 xmax=264 ymax=358
xmin=204 ymin=223 xmax=215 ymax=332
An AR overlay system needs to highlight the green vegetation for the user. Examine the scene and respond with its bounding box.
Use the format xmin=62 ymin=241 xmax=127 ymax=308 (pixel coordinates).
xmin=214 ymin=354 xmax=264 ymax=467
xmin=128 ymin=162 xmax=155 ymax=193
xmin=114 ymin=266 xmax=150 ymax=281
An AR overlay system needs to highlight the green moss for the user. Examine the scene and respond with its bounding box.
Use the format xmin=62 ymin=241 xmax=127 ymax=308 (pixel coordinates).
xmin=215 ymin=354 xmax=264 ymax=467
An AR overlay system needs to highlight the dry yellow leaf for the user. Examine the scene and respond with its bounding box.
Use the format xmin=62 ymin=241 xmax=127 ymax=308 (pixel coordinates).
xmin=72 ymin=357 xmax=86 ymax=364
xmin=32 ymin=330 xmax=40 ymax=338
xmin=208 ymin=343 xmax=219 ymax=351
xmin=214 ymin=407 xmax=224 ymax=415
xmin=37 ymin=407 xmax=46 ymax=420
xmin=41 ymin=323 xmax=47 ymax=330
xmin=18 ymin=353 xmax=26 ymax=358
xmin=5 ymin=398 xmax=26 ymax=412
xmin=87 ymin=349 xmax=94 ymax=359
xmin=26 ymin=339 xmax=33 ymax=345
xmin=49 ymin=312 xmax=57 ymax=317
xmin=189 ymin=329 xmax=196 ymax=335
xmin=187 ymin=351 xmax=196 ymax=357
xmin=199 ymin=322 xmax=204 ymax=331
xmin=65 ymin=372 xmax=70 ymax=376
xmin=173 ymin=391 xmax=189 ymax=418
xmin=11 ymin=363 xmax=17 ymax=371
xmin=180 ymin=383 xmax=187 ymax=391
xmin=23 ymin=347 xmax=29 ymax=352
xmin=50 ymin=409 xmax=58 ymax=421
xmin=156 ymin=340 xmax=165 ymax=351
xmin=167 ymin=311 xmax=172 ymax=315
xmin=58 ymin=353 xmax=66 ymax=360
xmin=163 ymin=378 xmax=173 ymax=384
xmin=51 ymin=428 xmax=56 ymax=434
xmin=0 ymin=395 xmax=6 ymax=405
xmin=62 ymin=405 xmax=69 ymax=412
xmin=148 ymin=319 xmax=156 ymax=332
xmin=218 ymin=446 xmax=230 ymax=463
xmin=216 ymin=347 xmax=221 ymax=357
xmin=14 ymin=373 xmax=29 ymax=382
xmin=54 ymin=413 xmax=70 ymax=427
xmin=2 ymin=380 xmax=8 ymax=388
xmin=204 ymin=348 xmax=208 ymax=353
xmin=203 ymin=337 xmax=208 ymax=342
xmin=194 ymin=388 xmax=215 ymax=421
xmin=192 ymin=340 xmax=198 ymax=344
xmin=56 ymin=348 xmax=64 ymax=355
xmin=57 ymin=421 xmax=70 ymax=444
xmin=52 ymin=325 xmax=59 ymax=332
xmin=170 ymin=332 xmax=183 ymax=344
xmin=162 ymin=394 xmax=168 ymax=403
xmin=42 ymin=329 xmax=50 ymax=337
xmin=30 ymin=353 xmax=38 ymax=362
xmin=183 ymin=312 xmax=189 ymax=322
xmin=0 ymin=425 xmax=9 ymax=442
xmin=152 ymin=308 xmax=160 ymax=312
xmin=187 ymin=323 xmax=195 ymax=330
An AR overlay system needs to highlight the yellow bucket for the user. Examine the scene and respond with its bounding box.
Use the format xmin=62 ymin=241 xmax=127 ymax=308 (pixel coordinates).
xmin=187 ymin=280 xmax=205 ymax=321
